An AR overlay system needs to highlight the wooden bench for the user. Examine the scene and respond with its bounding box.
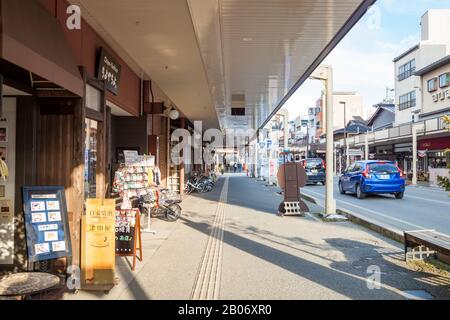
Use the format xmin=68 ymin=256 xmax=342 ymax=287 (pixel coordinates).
xmin=404 ymin=230 xmax=450 ymax=263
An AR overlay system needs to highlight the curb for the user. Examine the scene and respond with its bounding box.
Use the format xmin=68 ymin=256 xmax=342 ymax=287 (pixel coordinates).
xmin=300 ymin=193 xmax=405 ymax=244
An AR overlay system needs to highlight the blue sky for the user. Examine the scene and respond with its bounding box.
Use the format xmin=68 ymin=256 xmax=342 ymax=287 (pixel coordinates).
xmin=284 ymin=0 xmax=450 ymax=120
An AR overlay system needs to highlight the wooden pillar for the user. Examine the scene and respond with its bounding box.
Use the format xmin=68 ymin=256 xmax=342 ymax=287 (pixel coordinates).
xmin=96 ymin=82 xmax=107 ymax=199
xmin=72 ymin=96 xmax=85 ymax=268
xmin=105 ymin=106 xmax=112 ymax=196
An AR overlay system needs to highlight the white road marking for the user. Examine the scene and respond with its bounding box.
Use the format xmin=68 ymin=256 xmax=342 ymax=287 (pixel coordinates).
xmin=403 ymin=194 xmax=450 ymax=206
xmin=303 ymin=188 xmax=427 ymax=230
xmin=191 ymin=177 xmax=229 ymax=300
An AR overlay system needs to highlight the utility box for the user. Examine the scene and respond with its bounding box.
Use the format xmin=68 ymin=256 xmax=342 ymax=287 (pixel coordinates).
xmin=276 ymin=161 xmax=309 ymax=216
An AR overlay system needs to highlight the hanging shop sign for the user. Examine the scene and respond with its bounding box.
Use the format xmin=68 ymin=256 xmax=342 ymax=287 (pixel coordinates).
xmin=97 ymin=47 xmax=122 ymax=95
xmin=81 ymin=199 xmax=116 ymax=289
xmin=418 ymin=150 xmax=428 ymax=158
xmin=22 ymin=186 xmax=72 ymax=263
xmin=347 ymin=149 xmax=364 ymax=157
xmin=0 ymin=199 xmax=14 ymax=265
xmin=115 ymin=209 xmax=142 ymax=271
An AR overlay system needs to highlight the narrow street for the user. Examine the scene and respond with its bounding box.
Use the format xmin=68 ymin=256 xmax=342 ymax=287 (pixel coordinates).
xmin=60 ymin=174 xmax=450 ymax=300
xmin=301 ymin=178 xmax=450 ymax=236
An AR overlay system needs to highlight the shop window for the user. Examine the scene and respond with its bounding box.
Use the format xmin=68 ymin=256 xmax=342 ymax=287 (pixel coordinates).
xmin=84 ymin=119 xmax=98 ymax=199
xmin=439 ymin=73 xmax=450 ymax=88
xmin=86 ymin=84 xmax=102 ymax=112
xmin=427 ymin=78 xmax=438 ymax=92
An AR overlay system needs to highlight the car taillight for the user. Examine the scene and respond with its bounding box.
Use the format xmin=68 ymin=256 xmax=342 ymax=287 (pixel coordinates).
xmin=322 ymin=160 xmax=326 ymax=170
xmin=362 ymin=165 xmax=369 ymax=178
xmin=396 ymin=165 xmax=404 ymax=178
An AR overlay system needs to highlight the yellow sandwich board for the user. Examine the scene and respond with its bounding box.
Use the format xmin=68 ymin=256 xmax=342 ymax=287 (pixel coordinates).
xmin=81 ymin=199 xmax=116 ymax=291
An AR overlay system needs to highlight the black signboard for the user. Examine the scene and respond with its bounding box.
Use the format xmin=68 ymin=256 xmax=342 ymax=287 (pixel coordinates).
xmin=115 ymin=209 xmax=142 ymax=271
xmin=22 ymin=186 xmax=72 ymax=263
xmin=97 ymin=47 xmax=121 ymax=95
xmin=115 ymin=209 xmax=138 ymax=254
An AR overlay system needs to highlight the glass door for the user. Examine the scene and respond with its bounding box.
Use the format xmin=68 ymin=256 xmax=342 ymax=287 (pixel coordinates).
xmin=84 ymin=118 xmax=98 ymax=199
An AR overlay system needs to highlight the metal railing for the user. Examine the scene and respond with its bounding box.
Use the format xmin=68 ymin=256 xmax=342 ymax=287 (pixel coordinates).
xmin=336 ymin=114 xmax=448 ymax=148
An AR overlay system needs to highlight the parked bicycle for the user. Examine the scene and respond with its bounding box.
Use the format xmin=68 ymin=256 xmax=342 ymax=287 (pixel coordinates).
xmin=138 ymin=189 xmax=182 ymax=222
xmin=184 ymin=172 xmax=215 ymax=194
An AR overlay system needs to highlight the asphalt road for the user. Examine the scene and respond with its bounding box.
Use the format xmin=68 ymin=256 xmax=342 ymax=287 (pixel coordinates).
xmin=302 ymin=178 xmax=450 ymax=236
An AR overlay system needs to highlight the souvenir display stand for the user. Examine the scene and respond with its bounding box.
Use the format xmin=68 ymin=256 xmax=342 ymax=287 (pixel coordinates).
xmin=112 ymin=156 xmax=160 ymax=270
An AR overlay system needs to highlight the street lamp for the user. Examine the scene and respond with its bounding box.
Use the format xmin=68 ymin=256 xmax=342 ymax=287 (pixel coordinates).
xmin=309 ymin=65 xmax=336 ymax=216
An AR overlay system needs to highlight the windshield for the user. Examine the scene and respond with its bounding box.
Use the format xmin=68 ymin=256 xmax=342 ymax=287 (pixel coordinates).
xmin=367 ymin=163 xmax=398 ymax=174
xmin=305 ymin=159 xmax=323 ymax=169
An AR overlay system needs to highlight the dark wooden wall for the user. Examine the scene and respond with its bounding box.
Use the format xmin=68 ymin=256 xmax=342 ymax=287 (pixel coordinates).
xmin=7 ymin=97 xmax=84 ymax=273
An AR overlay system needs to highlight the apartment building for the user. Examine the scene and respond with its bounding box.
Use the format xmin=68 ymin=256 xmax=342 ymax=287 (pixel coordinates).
xmin=394 ymin=9 xmax=450 ymax=126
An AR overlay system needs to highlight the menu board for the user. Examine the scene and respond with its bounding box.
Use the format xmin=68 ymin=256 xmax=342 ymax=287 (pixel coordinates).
xmin=115 ymin=209 xmax=139 ymax=254
xmin=22 ymin=186 xmax=72 ymax=263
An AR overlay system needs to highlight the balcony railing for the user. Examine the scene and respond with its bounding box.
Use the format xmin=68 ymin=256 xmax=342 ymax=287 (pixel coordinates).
xmin=336 ymin=114 xmax=448 ymax=148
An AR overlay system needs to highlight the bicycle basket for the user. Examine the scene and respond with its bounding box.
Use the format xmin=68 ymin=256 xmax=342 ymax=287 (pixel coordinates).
xmin=158 ymin=189 xmax=182 ymax=203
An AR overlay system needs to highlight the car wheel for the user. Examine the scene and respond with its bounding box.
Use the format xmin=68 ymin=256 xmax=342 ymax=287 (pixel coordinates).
xmin=395 ymin=192 xmax=404 ymax=199
xmin=322 ymin=181 xmax=326 ymax=186
xmin=356 ymin=184 xmax=365 ymax=199
xmin=338 ymin=181 xmax=346 ymax=194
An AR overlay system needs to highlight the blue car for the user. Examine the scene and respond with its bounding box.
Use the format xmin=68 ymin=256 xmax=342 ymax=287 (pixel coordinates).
xmin=338 ymin=160 xmax=405 ymax=199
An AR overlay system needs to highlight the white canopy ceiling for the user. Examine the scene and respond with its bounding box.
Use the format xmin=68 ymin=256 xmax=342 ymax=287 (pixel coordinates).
xmin=70 ymin=0 xmax=375 ymax=130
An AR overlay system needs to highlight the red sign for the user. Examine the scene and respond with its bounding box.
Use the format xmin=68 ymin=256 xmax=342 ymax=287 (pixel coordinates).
xmin=418 ymin=136 xmax=450 ymax=150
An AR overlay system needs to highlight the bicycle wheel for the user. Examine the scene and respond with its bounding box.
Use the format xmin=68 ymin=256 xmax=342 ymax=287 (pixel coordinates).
xmin=165 ymin=204 xmax=182 ymax=221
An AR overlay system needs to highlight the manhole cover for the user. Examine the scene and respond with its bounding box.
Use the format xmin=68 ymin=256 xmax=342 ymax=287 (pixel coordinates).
xmin=401 ymin=290 xmax=434 ymax=300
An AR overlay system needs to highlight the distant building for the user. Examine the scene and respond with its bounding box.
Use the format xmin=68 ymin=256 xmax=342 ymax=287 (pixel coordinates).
xmin=315 ymin=91 xmax=372 ymax=138
xmin=366 ymin=103 xmax=395 ymax=131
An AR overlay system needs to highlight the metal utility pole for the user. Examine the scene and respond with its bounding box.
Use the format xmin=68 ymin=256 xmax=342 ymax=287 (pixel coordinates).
xmin=339 ymin=101 xmax=347 ymax=169
xmin=306 ymin=126 xmax=310 ymax=158
xmin=365 ymin=133 xmax=369 ymax=161
xmin=412 ymin=125 xmax=417 ymax=185
xmin=310 ymin=65 xmax=336 ymax=215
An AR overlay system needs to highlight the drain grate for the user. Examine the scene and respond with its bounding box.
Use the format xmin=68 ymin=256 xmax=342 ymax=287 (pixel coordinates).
xmin=401 ymin=290 xmax=434 ymax=300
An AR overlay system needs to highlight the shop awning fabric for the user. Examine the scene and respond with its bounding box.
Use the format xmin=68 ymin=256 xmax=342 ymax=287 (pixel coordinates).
xmin=0 ymin=0 xmax=83 ymax=97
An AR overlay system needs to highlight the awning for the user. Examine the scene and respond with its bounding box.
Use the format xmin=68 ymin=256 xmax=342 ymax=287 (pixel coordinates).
xmin=1 ymin=0 xmax=83 ymax=96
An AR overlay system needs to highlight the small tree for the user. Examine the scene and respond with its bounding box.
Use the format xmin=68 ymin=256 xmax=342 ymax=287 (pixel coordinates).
xmin=437 ymin=175 xmax=450 ymax=191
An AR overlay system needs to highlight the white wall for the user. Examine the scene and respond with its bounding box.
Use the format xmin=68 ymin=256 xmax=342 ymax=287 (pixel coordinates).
xmin=421 ymin=63 xmax=450 ymax=116
xmin=0 ymin=98 xmax=16 ymax=265
xmin=332 ymin=93 xmax=366 ymax=129
xmin=394 ymin=49 xmax=420 ymax=125
xmin=421 ymin=10 xmax=450 ymax=48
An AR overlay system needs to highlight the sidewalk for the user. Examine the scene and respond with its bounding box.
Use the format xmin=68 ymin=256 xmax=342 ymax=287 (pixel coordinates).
xmin=37 ymin=174 xmax=450 ymax=300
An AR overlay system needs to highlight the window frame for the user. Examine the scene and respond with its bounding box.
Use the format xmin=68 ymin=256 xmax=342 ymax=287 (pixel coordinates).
xmin=439 ymin=73 xmax=450 ymax=88
xmin=398 ymin=90 xmax=416 ymax=111
xmin=398 ymin=59 xmax=416 ymax=81
xmin=427 ymin=77 xmax=438 ymax=92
